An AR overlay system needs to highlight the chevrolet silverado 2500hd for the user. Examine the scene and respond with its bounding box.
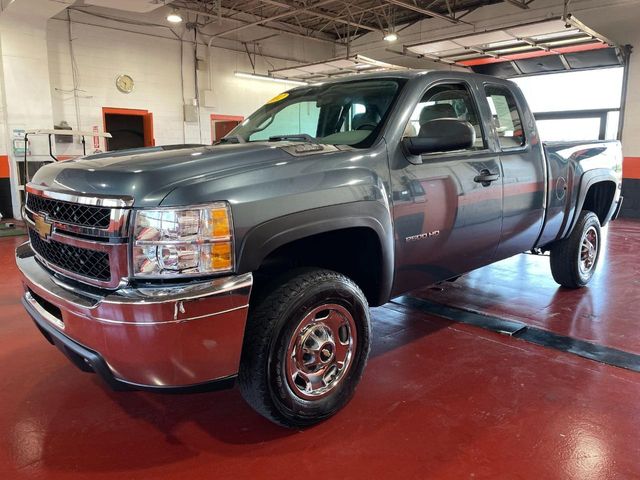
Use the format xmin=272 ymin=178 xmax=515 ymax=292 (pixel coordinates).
xmin=17 ymin=71 xmax=623 ymax=427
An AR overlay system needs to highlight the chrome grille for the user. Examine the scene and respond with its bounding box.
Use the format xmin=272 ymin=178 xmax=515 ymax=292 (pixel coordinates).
xmin=26 ymin=194 xmax=111 ymax=229
xmin=29 ymin=229 xmax=111 ymax=281
xmin=24 ymin=186 xmax=133 ymax=288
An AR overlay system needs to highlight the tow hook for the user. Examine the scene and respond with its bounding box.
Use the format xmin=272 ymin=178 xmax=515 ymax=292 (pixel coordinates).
xmin=174 ymin=301 xmax=185 ymax=320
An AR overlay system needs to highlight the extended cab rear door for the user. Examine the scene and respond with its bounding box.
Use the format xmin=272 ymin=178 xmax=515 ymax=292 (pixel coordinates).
xmin=480 ymin=82 xmax=546 ymax=260
xmin=389 ymin=77 xmax=504 ymax=295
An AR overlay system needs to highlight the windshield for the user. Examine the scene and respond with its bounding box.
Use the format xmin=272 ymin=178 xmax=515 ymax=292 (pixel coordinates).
xmin=226 ymin=78 xmax=405 ymax=148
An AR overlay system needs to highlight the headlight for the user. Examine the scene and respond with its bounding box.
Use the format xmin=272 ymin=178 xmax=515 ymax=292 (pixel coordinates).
xmin=131 ymin=202 xmax=234 ymax=277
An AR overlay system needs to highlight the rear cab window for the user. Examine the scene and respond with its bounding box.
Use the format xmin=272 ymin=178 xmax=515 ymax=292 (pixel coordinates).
xmin=484 ymin=85 xmax=526 ymax=149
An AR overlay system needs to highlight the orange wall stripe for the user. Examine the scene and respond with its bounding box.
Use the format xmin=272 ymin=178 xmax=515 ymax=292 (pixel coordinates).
xmin=211 ymin=114 xmax=244 ymax=122
xmin=623 ymin=157 xmax=640 ymax=180
xmin=0 ymin=155 xmax=9 ymax=179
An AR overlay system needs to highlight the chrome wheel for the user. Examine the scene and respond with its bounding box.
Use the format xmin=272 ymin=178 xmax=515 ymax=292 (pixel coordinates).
xmin=579 ymin=225 xmax=598 ymax=276
xmin=286 ymin=304 xmax=357 ymax=400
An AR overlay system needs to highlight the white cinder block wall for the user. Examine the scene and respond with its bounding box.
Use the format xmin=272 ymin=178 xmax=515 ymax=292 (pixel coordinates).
xmin=0 ymin=5 xmax=333 ymax=217
xmin=46 ymin=17 xmax=333 ymax=152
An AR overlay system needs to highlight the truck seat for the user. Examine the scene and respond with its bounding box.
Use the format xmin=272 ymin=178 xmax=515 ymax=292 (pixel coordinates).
xmin=418 ymin=104 xmax=457 ymax=136
xmin=352 ymin=107 xmax=381 ymax=131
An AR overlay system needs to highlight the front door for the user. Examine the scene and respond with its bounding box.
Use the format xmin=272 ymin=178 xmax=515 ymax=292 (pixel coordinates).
xmin=390 ymin=80 xmax=503 ymax=295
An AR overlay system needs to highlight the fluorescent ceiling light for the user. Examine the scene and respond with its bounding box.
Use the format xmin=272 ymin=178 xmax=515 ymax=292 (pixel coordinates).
xmin=384 ymin=32 xmax=398 ymax=42
xmin=234 ymin=71 xmax=308 ymax=86
xmin=166 ymin=9 xmax=183 ymax=23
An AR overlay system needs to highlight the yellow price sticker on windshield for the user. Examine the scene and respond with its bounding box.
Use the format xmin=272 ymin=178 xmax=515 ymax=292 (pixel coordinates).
xmin=266 ymin=92 xmax=289 ymax=104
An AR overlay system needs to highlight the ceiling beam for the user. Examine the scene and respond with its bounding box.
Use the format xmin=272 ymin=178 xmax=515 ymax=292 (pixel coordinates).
xmin=388 ymin=47 xmax=458 ymax=65
xmin=294 ymin=2 xmax=391 ymax=31
xmin=206 ymin=0 xmax=338 ymax=39
xmin=257 ymin=0 xmax=383 ymax=33
xmin=381 ymin=0 xmax=462 ymax=24
xmin=177 ymin=5 xmax=339 ymax=44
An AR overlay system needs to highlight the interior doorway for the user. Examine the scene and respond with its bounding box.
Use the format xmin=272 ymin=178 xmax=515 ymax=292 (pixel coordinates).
xmin=102 ymin=107 xmax=154 ymax=151
xmin=211 ymin=114 xmax=244 ymax=143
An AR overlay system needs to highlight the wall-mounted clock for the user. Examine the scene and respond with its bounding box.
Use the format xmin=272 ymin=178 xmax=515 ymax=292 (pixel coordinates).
xmin=115 ymin=74 xmax=134 ymax=94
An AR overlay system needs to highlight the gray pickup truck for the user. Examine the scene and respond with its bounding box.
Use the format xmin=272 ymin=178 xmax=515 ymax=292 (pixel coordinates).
xmin=17 ymin=71 xmax=623 ymax=427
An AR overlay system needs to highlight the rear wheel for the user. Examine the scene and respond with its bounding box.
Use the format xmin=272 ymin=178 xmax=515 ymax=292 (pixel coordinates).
xmin=550 ymin=210 xmax=601 ymax=288
xmin=239 ymin=268 xmax=371 ymax=428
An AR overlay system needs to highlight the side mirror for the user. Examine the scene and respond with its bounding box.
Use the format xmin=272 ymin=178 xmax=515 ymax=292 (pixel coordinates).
xmin=402 ymin=118 xmax=475 ymax=156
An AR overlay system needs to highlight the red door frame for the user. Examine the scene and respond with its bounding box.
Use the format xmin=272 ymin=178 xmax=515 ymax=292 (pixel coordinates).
xmin=102 ymin=107 xmax=155 ymax=148
xmin=211 ymin=114 xmax=244 ymax=143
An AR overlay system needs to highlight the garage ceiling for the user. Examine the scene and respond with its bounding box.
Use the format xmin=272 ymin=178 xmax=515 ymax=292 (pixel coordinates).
xmin=170 ymin=0 xmax=516 ymax=44
xmin=73 ymin=1 xmax=627 ymax=79
xmin=269 ymin=54 xmax=405 ymax=80
xmin=405 ymin=15 xmax=618 ymax=66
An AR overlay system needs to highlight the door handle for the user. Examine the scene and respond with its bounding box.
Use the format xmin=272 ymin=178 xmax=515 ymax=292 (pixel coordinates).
xmin=474 ymin=169 xmax=500 ymax=187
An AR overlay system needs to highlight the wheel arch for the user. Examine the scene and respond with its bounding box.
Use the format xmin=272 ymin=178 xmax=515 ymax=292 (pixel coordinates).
xmin=237 ymin=202 xmax=394 ymax=306
xmin=567 ymin=169 xmax=619 ymax=234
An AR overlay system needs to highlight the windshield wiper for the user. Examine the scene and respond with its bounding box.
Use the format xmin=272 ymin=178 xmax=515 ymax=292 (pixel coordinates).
xmin=218 ymin=134 xmax=246 ymax=144
xmin=268 ymin=134 xmax=318 ymax=143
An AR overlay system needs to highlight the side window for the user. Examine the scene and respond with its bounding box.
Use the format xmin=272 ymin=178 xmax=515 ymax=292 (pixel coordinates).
xmin=405 ymin=83 xmax=486 ymax=151
xmin=485 ymin=85 xmax=525 ymax=149
xmin=250 ymin=101 xmax=321 ymax=140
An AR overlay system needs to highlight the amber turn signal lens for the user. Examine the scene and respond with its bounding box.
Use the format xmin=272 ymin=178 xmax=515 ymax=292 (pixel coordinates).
xmin=211 ymin=242 xmax=232 ymax=270
xmin=211 ymin=208 xmax=231 ymax=238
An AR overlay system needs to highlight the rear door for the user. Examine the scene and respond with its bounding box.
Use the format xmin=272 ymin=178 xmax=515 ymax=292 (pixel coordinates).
xmin=482 ymin=83 xmax=546 ymax=260
xmin=390 ymin=79 xmax=503 ymax=294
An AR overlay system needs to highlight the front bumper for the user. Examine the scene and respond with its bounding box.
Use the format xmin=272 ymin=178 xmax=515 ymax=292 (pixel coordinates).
xmin=16 ymin=242 xmax=252 ymax=390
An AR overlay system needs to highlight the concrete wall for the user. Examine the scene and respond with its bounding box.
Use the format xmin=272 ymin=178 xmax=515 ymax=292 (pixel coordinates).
xmin=0 ymin=5 xmax=333 ymax=218
xmin=46 ymin=15 xmax=331 ymax=150
xmin=0 ymin=0 xmax=71 ymax=219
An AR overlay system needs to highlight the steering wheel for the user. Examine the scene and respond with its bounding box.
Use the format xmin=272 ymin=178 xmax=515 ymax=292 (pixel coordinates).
xmin=355 ymin=123 xmax=377 ymax=131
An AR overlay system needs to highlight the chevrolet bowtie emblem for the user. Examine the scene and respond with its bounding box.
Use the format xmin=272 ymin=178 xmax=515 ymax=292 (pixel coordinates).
xmin=33 ymin=213 xmax=52 ymax=240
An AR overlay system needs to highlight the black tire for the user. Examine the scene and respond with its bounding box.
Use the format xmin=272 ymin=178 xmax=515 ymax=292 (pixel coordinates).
xmin=550 ymin=210 xmax=601 ymax=288
xmin=238 ymin=268 xmax=371 ymax=428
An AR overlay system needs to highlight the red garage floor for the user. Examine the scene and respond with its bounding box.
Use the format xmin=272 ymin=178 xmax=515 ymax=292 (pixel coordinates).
xmin=414 ymin=219 xmax=640 ymax=354
xmin=1 ymin=220 xmax=640 ymax=479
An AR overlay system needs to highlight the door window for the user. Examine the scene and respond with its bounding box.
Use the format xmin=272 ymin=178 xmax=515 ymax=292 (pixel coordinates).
xmin=485 ymin=86 xmax=525 ymax=149
xmin=405 ymin=83 xmax=486 ymax=151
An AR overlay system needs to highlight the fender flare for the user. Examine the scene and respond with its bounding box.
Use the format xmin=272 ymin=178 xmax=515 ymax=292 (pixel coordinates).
xmin=567 ymin=168 xmax=619 ymax=235
xmin=237 ymin=201 xmax=395 ymax=306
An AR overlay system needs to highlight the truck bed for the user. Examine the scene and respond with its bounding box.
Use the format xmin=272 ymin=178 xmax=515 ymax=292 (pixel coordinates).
xmin=537 ymin=139 xmax=623 ymax=248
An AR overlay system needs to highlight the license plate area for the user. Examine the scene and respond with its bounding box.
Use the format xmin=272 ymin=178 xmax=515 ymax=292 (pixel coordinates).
xmin=27 ymin=288 xmax=65 ymax=330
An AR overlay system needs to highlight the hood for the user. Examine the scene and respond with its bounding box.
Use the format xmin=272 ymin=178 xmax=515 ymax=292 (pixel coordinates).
xmin=29 ymin=144 xmax=296 ymax=207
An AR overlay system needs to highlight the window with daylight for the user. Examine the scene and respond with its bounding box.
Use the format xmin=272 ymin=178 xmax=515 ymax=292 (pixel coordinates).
xmin=512 ymin=67 xmax=624 ymax=142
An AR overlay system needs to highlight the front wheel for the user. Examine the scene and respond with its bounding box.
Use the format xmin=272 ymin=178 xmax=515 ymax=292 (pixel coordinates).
xmin=550 ymin=210 xmax=602 ymax=288
xmin=238 ymin=269 xmax=371 ymax=428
